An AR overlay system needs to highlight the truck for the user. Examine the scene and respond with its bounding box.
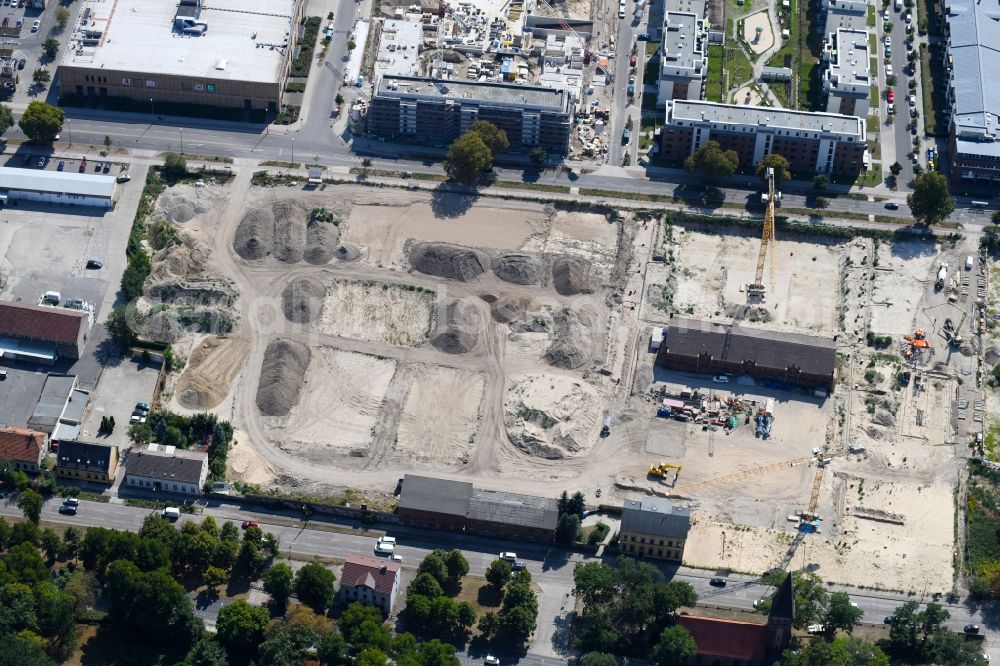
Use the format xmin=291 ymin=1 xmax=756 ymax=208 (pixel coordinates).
xmin=894 ymin=0 xmax=902 ymax=10
xmin=161 ymin=507 xmax=181 ymax=521
xmin=601 ymin=416 xmax=612 ymax=437
xmin=966 ymin=255 xmax=974 ymax=271
xmin=935 ymin=263 xmax=948 ymax=290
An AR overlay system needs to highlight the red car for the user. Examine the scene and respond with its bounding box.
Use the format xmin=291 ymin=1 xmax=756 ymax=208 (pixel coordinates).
xmin=629 ymin=54 xmax=637 ymax=67
xmin=241 ymin=520 xmax=259 ymax=529
xmin=886 ymin=89 xmax=895 ymax=103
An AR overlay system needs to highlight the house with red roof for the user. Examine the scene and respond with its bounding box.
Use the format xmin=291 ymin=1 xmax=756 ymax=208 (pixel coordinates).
xmin=0 ymin=427 xmax=47 ymax=473
xmin=339 ymin=554 xmax=401 ymax=615
xmin=0 ymin=301 xmax=92 ymax=363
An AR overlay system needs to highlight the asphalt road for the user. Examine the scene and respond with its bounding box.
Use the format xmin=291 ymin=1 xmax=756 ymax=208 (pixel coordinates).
xmin=8 ymin=496 xmax=1000 ymax=660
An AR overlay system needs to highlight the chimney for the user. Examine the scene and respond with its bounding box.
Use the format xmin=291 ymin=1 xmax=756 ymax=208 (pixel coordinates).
xmin=380 ymin=565 xmax=388 ymax=574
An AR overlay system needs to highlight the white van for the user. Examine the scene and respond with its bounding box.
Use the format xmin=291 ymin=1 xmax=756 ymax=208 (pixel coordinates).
xmin=377 ymin=536 xmax=396 ymax=546
xmin=161 ymin=507 xmax=181 ymax=520
xmin=375 ymin=541 xmax=395 ymax=555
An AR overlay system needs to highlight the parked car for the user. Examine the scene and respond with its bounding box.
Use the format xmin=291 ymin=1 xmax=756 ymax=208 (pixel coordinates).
xmin=885 ymin=202 xmax=900 ymax=210
xmin=58 ymin=504 xmax=77 ymax=515
xmin=886 ymin=64 xmax=893 ymax=76
xmin=500 ymin=551 xmax=517 ymax=562
xmin=241 ymin=520 xmax=259 ymax=529
xmin=884 ymin=35 xmax=891 ymax=46
xmin=709 ymin=577 xmax=727 ymax=587
xmin=965 ymin=624 xmax=981 ymax=634
xmin=31 ymin=19 xmax=39 ymax=31
xmin=1 ymin=18 xmax=8 ymax=28
xmin=57 ymin=160 xmax=64 ymax=171
xmin=94 ymin=162 xmax=103 ymax=172
xmin=712 ymin=375 xmax=730 ymax=383
xmin=485 ymin=657 xmax=500 ymax=666
xmin=512 ymin=561 xmax=527 ymax=571
xmin=390 ymin=554 xmax=403 ymax=562
xmin=36 ymin=156 xmax=46 ymax=168
xmin=629 ymin=54 xmax=637 ymax=66
xmin=884 ymin=615 xmax=896 ymax=624
xmin=103 ymin=162 xmax=111 ymax=173
xmin=78 ymin=161 xmax=86 ymax=173
xmin=116 ymin=173 xmax=131 ymax=183
xmin=375 ymin=541 xmax=395 ymax=555
xmin=162 ymin=507 xmax=181 ymax=520
xmin=63 ymin=498 xmax=80 ymax=507
xmin=85 ymin=259 xmax=103 ymax=269
xmin=887 ymin=89 xmax=895 ymax=103
xmin=135 ymin=402 xmax=150 ymax=412
xmin=637 ymin=32 xmax=650 ymax=40
xmin=16 ymin=18 xmax=22 ymax=28
xmin=622 ymin=127 xmax=631 ymax=144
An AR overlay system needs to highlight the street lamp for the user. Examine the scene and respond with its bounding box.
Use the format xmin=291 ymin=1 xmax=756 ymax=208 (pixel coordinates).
xmin=66 ymin=118 xmax=72 ymax=146
xmin=179 ymin=127 xmax=184 ymax=154
xmin=149 ymin=98 xmax=154 ymax=118
xmin=290 ymin=137 xmax=294 ymax=164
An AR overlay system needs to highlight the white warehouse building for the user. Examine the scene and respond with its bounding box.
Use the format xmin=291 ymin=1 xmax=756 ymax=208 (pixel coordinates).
xmin=0 ymin=168 xmax=118 ymax=208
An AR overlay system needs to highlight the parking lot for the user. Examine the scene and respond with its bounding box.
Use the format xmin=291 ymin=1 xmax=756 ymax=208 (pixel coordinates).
xmin=4 ymin=152 xmax=125 ymax=177
xmin=80 ymin=356 xmax=161 ymax=448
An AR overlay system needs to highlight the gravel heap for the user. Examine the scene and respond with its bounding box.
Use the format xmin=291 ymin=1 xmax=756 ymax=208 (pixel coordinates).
xmin=431 ymin=299 xmax=482 ymax=354
xmin=544 ymin=307 xmax=592 ymax=369
xmin=409 ymin=242 xmax=488 ymax=281
xmin=493 ymin=253 xmax=544 ymax=285
xmin=256 ymin=339 xmax=311 ymax=416
xmin=234 ymin=200 xmax=339 ymax=264
xmin=551 ymin=256 xmax=594 ymax=296
xmin=281 ymin=277 xmax=326 ymax=324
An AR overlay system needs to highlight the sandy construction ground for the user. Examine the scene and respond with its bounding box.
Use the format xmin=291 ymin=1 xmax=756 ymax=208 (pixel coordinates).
xmin=174 ymin=336 xmax=250 ymax=410
xmin=275 ymin=347 xmax=397 ymax=458
xmin=669 ymin=227 xmax=843 ymax=336
xmin=395 ymin=366 xmax=485 ymax=463
xmin=868 ymin=240 xmax=940 ymax=335
xmin=343 ymin=201 xmax=548 ymax=269
xmin=504 ymin=374 xmax=604 ymax=459
xmin=227 ymin=430 xmax=276 ymax=485
xmin=318 ymin=279 xmax=437 ymax=347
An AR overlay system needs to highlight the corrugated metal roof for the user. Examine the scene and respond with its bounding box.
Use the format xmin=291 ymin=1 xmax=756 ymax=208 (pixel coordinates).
xmin=0 ymin=167 xmax=117 ymax=198
xmin=467 ymin=488 xmax=559 ymax=531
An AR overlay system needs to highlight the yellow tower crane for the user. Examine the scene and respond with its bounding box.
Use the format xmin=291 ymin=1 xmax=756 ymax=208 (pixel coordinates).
xmin=747 ymin=166 xmax=778 ymax=300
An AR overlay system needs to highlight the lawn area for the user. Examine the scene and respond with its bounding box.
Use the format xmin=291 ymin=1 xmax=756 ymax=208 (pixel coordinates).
xmin=646 ymin=41 xmax=659 ymax=55
xmin=868 ymin=139 xmax=881 ymax=160
xmin=867 ymin=4 xmax=876 ymax=26
xmin=966 ymin=460 xmax=1000 ymax=597
xmin=453 ymin=574 xmax=503 ymax=617
xmin=764 ymin=0 xmax=819 ymax=108
xmin=919 ymin=43 xmax=947 ymax=136
xmin=707 ymin=44 xmax=725 ymax=102
xmin=770 ymin=82 xmax=790 ymax=107
xmin=866 ymin=115 xmax=880 ymax=134
xmin=726 ymin=45 xmax=754 ymax=86
xmin=870 ymin=84 xmax=879 ymax=106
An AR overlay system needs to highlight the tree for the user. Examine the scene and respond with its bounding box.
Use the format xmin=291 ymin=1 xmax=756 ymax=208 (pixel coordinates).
xmin=0 ymin=105 xmax=13 ymax=135
xmin=216 ymin=600 xmax=269 ymax=663
xmin=42 ymin=39 xmax=59 ymax=60
xmin=55 ymin=7 xmax=70 ymax=28
xmin=18 ymin=102 xmax=64 ymax=143
xmin=184 ymin=639 xmax=230 ymax=666
xmin=294 ymin=563 xmax=336 ymax=614
xmin=468 ymin=120 xmax=510 ymax=156
xmin=356 ymin=648 xmax=389 ymax=666
xmin=163 ymin=152 xmax=188 ymax=179
xmin=824 ymin=592 xmax=863 ymax=636
xmin=444 ymin=131 xmax=493 ymax=184
xmin=417 ymin=552 xmax=450 ymax=585
xmin=757 ymin=153 xmax=791 ymax=186
xmin=530 ymin=147 xmax=549 ymax=165
xmin=262 ymin=562 xmax=294 ymax=610
xmin=486 ymin=559 xmax=512 ymax=591
xmin=907 ymin=171 xmax=954 ymax=225
xmin=316 ymin=630 xmax=349 ymax=666
xmin=780 ymin=636 xmax=890 ymax=665
xmin=32 ymin=69 xmax=50 ymax=86
xmin=556 ymin=513 xmax=581 ymax=545
xmin=567 ymin=491 xmax=586 ymax=517
xmin=991 ymin=209 xmax=1000 ymax=234
xmin=202 ymin=566 xmax=227 ymax=592
xmin=17 ymin=489 xmax=42 ymax=524
xmin=0 ymin=633 xmax=54 ymax=666
xmin=580 ymin=652 xmax=619 ymax=666
xmin=812 ymin=174 xmax=828 ymax=190
xmin=104 ymin=134 xmax=113 ymax=149
xmin=815 ymin=196 xmax=829 ymax=209
xmin=106 ymin=560 xmax=202 ymax=647
xmin=761 ymin=570 xmax=829 ymax=629
xmin=443 ymin=549 xmax=469 ymax=583
xmin=651 ymin=626 xmax=697 ymax=666
xmin=339 ymin=603 xmax=392 ymax=651
xmin=683 ymin=140 xmax=739 ymax=182
xmin=62 ymin=526 xmax=81 ymax=560
xmin=573 ymin=561 xmax=618 ymax=606
xmin=40 ymin=528 xmax=61 ymax=562
xmin=408 ymin=572 xmax=444 ymax=600
xmin=334 ymin=93 xmax=344 ymax=107
xmin=890 ymin=161 xmax=903 ymax=176
xmin=418 ymin=638 xmax=461 ymax=666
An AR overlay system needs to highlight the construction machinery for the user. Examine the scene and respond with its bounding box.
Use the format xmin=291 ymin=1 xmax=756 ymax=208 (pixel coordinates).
xmin=748 ymin=167 xmax=778 ymax=300
xmin=649 ymin=463 xmax=682 ymax=485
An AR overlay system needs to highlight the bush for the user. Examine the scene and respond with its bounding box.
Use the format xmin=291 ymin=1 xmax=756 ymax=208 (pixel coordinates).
xmin=290 ymin=17 xmax=322 ymax=77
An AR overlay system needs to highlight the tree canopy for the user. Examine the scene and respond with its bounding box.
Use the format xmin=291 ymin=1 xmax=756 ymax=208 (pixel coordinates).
xmin=778 ymin=636 xmax=890 ymax=666
xmin=18 ymin=102 xmax=64 ymax=143
xmin=907 ymin=171 xmax=954 ymax=225
xmin=757 ymin=153 xmax=791 ymax=186
xmin=294 ymin=562 xmax=336 ymax=614
xmin=444 ymin=131 xmax=494 ymax=184
xmin=683 ymin=140 xmax=739 ymax=182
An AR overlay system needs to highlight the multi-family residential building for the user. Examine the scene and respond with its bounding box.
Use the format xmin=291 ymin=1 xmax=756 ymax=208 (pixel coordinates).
xmin=822 ymin=28 xmax=873 ymax=117
xmin=661 ymin=99 xmax=867 ymax=175
xmin=0 ymin=428 xmax=47 ymax=474
xmin=368 ymin=76 xmax=573 ymax=152
xmin=339 ymin=555 xmax=401 ymax=615
xmin=618 ymin=497 xmax=691 ymax=561
xmin=941 ymin=0 xmax=1000 ymax=184
xmin=657 ymin=10 xmax=708 ymax=103
xmin=124 ymin=444 xmax=209 ymax=496
xmin=56 ymin=440 xmax=119 ymax=485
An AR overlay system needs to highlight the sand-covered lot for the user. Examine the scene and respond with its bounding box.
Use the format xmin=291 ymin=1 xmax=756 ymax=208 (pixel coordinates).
xmin=395 ymin=366 xmax=485 ymax=462
xmin=868 ymin=240 xmax=940 ymax=336
xmin=175 ymin=336 xmax=249 ymax=410
xmin=318 ymin=279 xmax=437 ymax=347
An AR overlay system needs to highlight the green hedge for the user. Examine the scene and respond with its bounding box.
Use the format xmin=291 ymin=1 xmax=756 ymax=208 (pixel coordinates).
xmin=290 ymin=17 xmax=322 ymax=77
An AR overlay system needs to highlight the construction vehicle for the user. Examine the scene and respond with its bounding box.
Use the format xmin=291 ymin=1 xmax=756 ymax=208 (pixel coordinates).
xmin=747 ymin=167 xmax=778 ymax=300
xmin=935 ymin=263 xmax=948 ymax=291
xmin=649 ymin=463 xmax=682 ymax=484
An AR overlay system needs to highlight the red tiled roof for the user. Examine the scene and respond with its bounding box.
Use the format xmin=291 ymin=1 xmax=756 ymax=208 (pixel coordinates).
xmin=677 ymin=615 xmax=768 ymax=661
xmin=341 ymin=554 xmax=400 ymax=595
xmin=0 ymin=301 xmax=87 ymax=346
xmin=0 ymin=427 xmax=45 ymax=463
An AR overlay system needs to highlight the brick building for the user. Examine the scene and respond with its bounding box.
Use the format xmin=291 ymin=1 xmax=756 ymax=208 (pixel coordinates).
xmin=0 ymin=301 xmax=91 ymax=363
xmin=396 ymin=475 xmax=473 ymax=532
xmin=58 ymin=0 xmax=303 ymax=117
xmin=655 ymin=316 xmax=837 ymax=390
xmin=368 ymin=76 xmax=573 ymax=152
xmin=661 ymin=100 xmax=867 ymax=176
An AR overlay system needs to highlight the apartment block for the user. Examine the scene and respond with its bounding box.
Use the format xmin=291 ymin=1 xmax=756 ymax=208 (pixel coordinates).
xmin=822 ymin=28 xmax=872 ymax=118
xmin=657 ymin=10 xmax=708 ymax=103
xmin=618 ymin=497 xmax=691 ymax=562
xmin=368 ymin=75 xmax=572 ymax=152
xmin=661 ymin=99 xmax=867 ymax=175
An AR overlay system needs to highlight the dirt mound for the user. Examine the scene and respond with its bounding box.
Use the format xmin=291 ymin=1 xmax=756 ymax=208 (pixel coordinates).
xmin=151 ymin=240 xmax=209 ymax=280
xmin=545 ymin=307 xmax=594 ymax=369
xmin=176 ymin=337 xmax=249 ymax=409
xmin=304 ymin=218 xmax=340 ymax=265
xmin=335 ymin=243 xmax=361 ymax=262
xmin=158 ymin=192 xmax=209 ymax=224
xmin=234 ymin=200 xmax=324 ymax=264
xmin=144 ymin=310 xmax=184 ymax=342
xmin=491 ymin=295 xmax=530 ymax=323
xmin=504 ymin=375 xmax=602 ymax=459
xmin=256 ymin=339 xmax=311 ymax=417
xmin=282 ymin=277 xmax=326 ymax=324
xmin=431 ymin=300 xmax=483 ymax=354
xmin=409 ymin=242 xmax=487 ymax=281
xmin=494 ymin=253 xmax=544 ymax=285
xmin=552 ymin=256 xmax=594 ymax=295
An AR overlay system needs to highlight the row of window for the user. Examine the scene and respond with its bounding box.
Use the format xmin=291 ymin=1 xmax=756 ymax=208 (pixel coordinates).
xmin=622 ymin=543 xmax=681 ymax=559
xmin=627 ymin=534 xmax=680 ymax=548
xmin=59 ymin=470 xmax=108 ymax=481
xmin=128 ymin=478 xmax=194 ymax=493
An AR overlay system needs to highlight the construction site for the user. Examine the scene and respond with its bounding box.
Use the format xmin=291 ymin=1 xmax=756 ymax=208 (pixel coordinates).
xmin=135 ymin=163 xmax=987 ymax=595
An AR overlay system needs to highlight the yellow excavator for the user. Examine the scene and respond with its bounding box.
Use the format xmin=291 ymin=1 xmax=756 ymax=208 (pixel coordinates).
xmin=649 ymin=463 xmax=682 ymax=484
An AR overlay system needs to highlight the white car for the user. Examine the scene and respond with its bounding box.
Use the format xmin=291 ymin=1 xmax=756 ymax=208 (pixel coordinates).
xmin=908 ymin=94 xmax=916 ymax=107
xmin=375 ymin=542 xmax=395 ymax=555
xmin=31 ymin=19 xmax=39 ymax=31
xmin=390 ymin=554 xmax=403 ymax=562
xmin=884 ymin=36 xmax=891 ymax=46
xmin=712 ymin=375 xmax=730 ymax=383
xmin=485 ymin=657 xmax=500 ymax=666
xmin=886 ymin=64 xmax=893 ymax=76
xmin=500 ymin=551 xmax=517 ymax=562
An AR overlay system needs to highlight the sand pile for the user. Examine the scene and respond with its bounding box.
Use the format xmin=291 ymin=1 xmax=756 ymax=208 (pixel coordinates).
xmin=552 ymin=256 xmax=594 ymax=295
xmin=409 ymin=242 xmax=488 ymax=281
xmin=158 ymin=192 xmax=208 ymax=224
xmin=281 ymin=277 xmax=326 ymax=324
xmin=176 ymin=337 xmax=249 ymax=409
xmin=545 ymin=307 xmax=594 ymax=369
xmin=234 ymin=200 xmax=340 ymax=264
xmin=504 ymin=375 xmax=602 ymax=458
xmin=431 ymin=299 xmax=483 ymax=354
xmin=233 ymin=208 xmax=274 ymax=260
xmin=144 ymin=311 xmax=184 ymax=342
xmin=490 ymin=295 xmax=530 ymax=323
xmin=256 ymin=339 xmax=311 ymax=417
xmin=335 ymin=243 xmax=360 ymax=262
xmin=305 ymin=219 xmax=339 ymax=265
xmin=151 ymin=241 xmax=209 ymax=280
xmin=494 ymin=253 xmax=544 ymax=285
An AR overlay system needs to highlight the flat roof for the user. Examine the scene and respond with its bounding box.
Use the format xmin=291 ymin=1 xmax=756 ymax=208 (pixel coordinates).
xmin=668 ymin=99 xmax=864 ymax=137
xmin=945 ymin=0 xmax=1000 ymax=142
xmin=0 ymin=167 xmax=116 ymax=199
xmin=468 ymin=488 xmax=559 ymax=531
xmin=0 ymin=368 xmax=47 ymax=429
xmin=663 ymin=0 xmax=707 ymax=14
xmin=661 ymin=11 xmax=705 ymax=75
xmin=398 ymin=474 xmax=473 ymax=516
xmin=827 ymin=28 xmax=871 ymax=88
xmin=377 ymin=75 xmax=570 ymax=111
xmin=28 ymin=374 xmax=77 ymax=431
xmin=60 ymin=0 xmax=298 ymax=83
xmin=375 ymin=19 xmax=423 ymax=79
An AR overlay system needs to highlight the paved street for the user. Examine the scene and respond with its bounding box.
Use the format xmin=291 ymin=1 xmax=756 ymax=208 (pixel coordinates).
xmin=6 ymin=496 xmax=1000 ymax=660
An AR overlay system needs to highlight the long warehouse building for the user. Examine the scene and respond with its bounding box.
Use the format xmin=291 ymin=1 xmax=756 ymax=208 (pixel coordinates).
xmin=58 ymin=0 xmax=303 ymax=118
xmin=368 ymin=75 xmax=573 ymax=152
xmin=660 ymin=99 xmax=867 ymax=176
